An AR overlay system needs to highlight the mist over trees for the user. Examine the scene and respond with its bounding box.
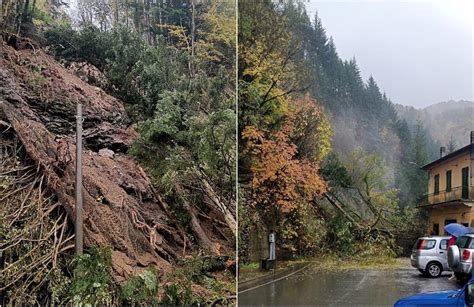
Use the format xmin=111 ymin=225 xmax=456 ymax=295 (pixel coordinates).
xmin=239 ymin=0 xmax=436 ymax=261
xmin=396 ymin=100 xmax=474 ymax=150
xmin=281 ymin=1 xmax=439 ymax=207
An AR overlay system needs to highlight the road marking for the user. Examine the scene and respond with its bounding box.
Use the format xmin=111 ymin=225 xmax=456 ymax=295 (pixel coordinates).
xmin=355 ymin=273 xmax=368 ymax=290
xmin=238 ymin=263 xmax=312 ymax=294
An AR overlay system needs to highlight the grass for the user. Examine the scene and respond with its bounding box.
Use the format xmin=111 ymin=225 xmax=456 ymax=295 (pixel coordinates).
xmin=239 ymin=256 xmax=409 ymax=284
xmin=239 ymin=262 xmax=259 ymax=270
xmin=309 ymin=255 xmax=407 ymax=272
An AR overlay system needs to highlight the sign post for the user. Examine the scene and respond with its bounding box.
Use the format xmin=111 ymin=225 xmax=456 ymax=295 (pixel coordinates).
xmin=269 ymin=232 xmax=276 ymax=260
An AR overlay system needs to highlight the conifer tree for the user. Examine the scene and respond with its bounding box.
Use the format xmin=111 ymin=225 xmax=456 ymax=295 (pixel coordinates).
xmin=447 ymin=135 xmax=457 ymax=153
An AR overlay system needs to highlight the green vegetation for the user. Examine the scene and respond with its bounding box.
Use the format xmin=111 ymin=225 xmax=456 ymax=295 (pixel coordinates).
xmin=42 ymin=1 xmax=236 ymax=225
xmin=160 ymin=284 xmax=196 ymax=306
xmin=28 ymin=70 xmax=47 ymax=91
xmin=1 ymin=0 xmax=235 ymax=304
xmin=310 ymin=255 xmax=411 ymax=273
xmin=71 ymin=247 xmax=114 ymax=306
xmin=238 ymin=0 xmax=432 ymax=265
xmin=119 ymin=269 xmax=159 ymax=305
xmin=69 ymin=247 xmax=232 ymax=305
xmin=161 ymin=255 xmax=235 ymax=305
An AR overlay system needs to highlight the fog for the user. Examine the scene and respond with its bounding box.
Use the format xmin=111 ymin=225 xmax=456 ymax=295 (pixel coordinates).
xmin=306 ymin=0 xmax=473 ymax=108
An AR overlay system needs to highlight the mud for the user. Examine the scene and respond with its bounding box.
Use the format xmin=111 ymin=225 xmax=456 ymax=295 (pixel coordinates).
xmin=0 ymin=35 xmax=233 ymax=282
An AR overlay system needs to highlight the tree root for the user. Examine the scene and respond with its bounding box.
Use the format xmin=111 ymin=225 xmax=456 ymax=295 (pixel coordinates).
xmin=0 ymin=135 xmax=74 ymax=304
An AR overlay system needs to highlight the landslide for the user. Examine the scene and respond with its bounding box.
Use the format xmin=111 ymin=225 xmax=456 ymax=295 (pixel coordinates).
xmin=0 ymin=35 xmax=234 ymax=283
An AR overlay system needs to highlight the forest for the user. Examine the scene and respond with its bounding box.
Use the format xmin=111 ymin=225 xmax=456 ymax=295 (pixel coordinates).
xmin=1 ymin=0 xmax=466 ymax=305
xmin=0 ymin=0 xmax=235 ymax=305
xmin=238 ymin=0 xmax=440 ymax=263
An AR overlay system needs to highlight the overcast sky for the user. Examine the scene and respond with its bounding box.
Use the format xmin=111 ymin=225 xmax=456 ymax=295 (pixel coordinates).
xmin=305 ymin=0 xmax=473 ymax=108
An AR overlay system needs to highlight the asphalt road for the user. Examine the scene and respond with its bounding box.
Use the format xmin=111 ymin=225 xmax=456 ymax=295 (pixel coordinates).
xmin=238 ymin=262 xmax=462 ymax=306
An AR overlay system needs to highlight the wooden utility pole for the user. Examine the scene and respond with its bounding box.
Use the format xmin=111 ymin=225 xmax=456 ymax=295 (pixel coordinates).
xmin=75 ymin=103 xmax=83 ymax=255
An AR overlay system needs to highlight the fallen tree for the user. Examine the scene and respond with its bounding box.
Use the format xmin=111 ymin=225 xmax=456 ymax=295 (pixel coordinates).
xmin=0 ymin=33 xmax=234 ymax=291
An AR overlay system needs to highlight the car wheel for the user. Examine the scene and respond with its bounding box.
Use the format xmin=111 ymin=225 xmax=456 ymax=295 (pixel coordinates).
xmin=426 ymin=262 xmax=442 ymax=278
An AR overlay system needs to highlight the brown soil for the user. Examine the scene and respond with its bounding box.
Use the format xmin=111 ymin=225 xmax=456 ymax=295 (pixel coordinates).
xmin=0 ymin=35 xmax=234 ymax=283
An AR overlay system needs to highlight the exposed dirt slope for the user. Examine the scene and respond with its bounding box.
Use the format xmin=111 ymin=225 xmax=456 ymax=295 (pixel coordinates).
xmin=0 ymin=37 xmax=233 ymax=282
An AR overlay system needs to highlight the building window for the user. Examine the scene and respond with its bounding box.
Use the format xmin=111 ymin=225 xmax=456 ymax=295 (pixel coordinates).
xmin=434 ymin=174 xmax=440 ymax=195
xmin=446 ymin=170 xmax=452 ymax=192
xmin=462 ymin=167 xmax=469 ymax=199
xmin=432 ymin=224 xmax=439 ymax=235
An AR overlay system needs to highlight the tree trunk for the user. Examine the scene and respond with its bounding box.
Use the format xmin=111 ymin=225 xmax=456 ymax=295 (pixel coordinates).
xmin=174 ymin=183 xmax=215 ymax=253
xmin=31 ymin=0 xmax=36 ymax=19
xmin=114 ymin=0 xmax=118 ymax=26
xmin=22 ymin=0 xmax=29 ymax=21
xmin=190 ymin=0 xmax=195 ymax=75
xmin=125 ymin=0 xmax=129 ymax=28
xmin=194 ymin=167 xmax=236 ymax=237
xmin=158 ymin=0 xmax=162 ymax=27
xmin=323 ymin=193 xmax=361 ymax=228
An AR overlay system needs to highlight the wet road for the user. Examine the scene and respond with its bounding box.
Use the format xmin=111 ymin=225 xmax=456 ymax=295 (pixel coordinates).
xmin=238 ymin=264 xmax=462 ymax=306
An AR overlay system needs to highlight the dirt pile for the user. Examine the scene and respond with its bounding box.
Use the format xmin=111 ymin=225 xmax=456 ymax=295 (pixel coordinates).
xmin=0 ymin=35 xmax=233 ymax=282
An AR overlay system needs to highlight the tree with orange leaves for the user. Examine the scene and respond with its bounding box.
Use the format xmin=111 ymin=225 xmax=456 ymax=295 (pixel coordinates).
xmin=242 ymin=105 xmax=328 ymax=230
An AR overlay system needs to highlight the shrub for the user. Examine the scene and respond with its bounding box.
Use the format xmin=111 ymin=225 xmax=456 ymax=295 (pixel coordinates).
xmin=71 ymin=246 xmax=114 ymax=306
xmin=160 ymin=283 xmax=195 ymax=306
xmin=326 ymin=215 xmax=356 ymax=254
xmin=119 ymin=269 xmax=159 ymax=305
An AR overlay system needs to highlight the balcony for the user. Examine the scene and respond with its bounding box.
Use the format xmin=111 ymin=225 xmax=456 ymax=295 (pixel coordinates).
xmin=419 ymin=186 xmax=474 ymax=206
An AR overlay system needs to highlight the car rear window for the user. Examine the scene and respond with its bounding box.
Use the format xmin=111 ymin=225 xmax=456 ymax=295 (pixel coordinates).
xmin=440 ymin=239 xmax=448 ymax=250
xmin=455 ymin=236 xmax=473 ymax=248
xmin=414 ymin=239 xmax=436 ymax=250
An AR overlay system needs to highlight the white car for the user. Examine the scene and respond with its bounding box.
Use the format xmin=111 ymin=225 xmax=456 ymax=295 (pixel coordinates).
xmin=411 ymin=236 xmax=451 ymax=277
xmin=448 ymin=234 xmax=474 ymax=280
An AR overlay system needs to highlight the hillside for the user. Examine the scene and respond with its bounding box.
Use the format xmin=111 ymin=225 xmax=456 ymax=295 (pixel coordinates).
xmin=238 ymin=1 xmax=429 ymax=266
xmin=1 ymin=0 xmax=236 ymax=303
xmin=0 ymin=34 xmax=234 ymax=304
xmin=395 ymin=100 xmax=474 ymax=148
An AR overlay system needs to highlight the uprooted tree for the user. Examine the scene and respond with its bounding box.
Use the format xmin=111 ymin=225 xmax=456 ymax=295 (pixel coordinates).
xmin=1 ymin=0 xmax=236 ymax=303
xmin=0 ymin=28 xmax=234 ymax=305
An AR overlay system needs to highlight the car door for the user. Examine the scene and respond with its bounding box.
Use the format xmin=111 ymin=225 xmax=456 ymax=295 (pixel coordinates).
xmin=438 ymin=239 xmax=449 ymax=270
xmin=457 ymin=286 xmax=467 ymax=306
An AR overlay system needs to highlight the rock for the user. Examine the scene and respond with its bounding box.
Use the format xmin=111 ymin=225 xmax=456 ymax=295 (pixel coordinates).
xmin=98 ymin=148 xmax=115 ymax=159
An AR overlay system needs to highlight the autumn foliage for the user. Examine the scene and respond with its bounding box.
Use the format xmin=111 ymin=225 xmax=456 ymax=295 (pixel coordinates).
xmin=237 ymin=1 xmax=336 ymax=256
xmin=242 ymin=103 xmax=327 ymax=227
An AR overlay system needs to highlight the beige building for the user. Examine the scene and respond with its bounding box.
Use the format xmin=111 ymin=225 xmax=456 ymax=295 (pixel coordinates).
xmin=419 ymin=132 xmax=474 ymax=235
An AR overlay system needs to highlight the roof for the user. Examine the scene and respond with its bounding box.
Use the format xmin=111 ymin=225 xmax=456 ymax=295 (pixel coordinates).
xmin=421 ymin=143 xmax=474 ymax=170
